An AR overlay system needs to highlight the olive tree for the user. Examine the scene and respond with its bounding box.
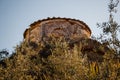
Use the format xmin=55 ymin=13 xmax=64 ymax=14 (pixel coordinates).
xmin=97 ymin=0 xmax=120 ymax=54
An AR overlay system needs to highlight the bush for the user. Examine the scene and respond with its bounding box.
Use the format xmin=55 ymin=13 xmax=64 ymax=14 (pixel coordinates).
xmin=0 ymin=38 xmax=120 ymax=80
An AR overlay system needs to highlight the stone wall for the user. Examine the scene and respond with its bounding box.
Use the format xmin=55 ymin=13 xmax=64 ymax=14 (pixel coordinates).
xmin=23 ymin=18 xmax=91 ymax=43
xmin=23 ymin=17 xmax=112 ymax=61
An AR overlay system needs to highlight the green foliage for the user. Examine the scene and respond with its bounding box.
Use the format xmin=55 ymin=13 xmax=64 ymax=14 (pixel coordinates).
xmin=0 ymin=38 xmax=120 ymax=80
xmin=97 ymin=0 xmax=120 ymax=54
xmin=0 ymin=1 xmax=120 ymax=79
xmin=0 ymin=49 xmax=9 ymax=61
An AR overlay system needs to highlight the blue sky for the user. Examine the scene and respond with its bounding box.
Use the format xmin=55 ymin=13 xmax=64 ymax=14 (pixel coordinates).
xmin=0 ymin=0 xmax=120 ymax=53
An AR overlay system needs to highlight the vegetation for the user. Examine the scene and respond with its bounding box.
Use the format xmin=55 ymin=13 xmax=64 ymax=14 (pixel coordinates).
xmin=0 ymin=49 xmax=9 ymax=61
xmin=0 ymin=38 xmax=120 ymax=80
xmin=97 ymin=0 xmax=120 ymax=54
xmin=0 ymin=0 xmax=120 ymax=80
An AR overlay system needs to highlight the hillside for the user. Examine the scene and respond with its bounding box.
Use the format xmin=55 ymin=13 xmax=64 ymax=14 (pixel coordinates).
xmin=0 ymin=38 xmax=120 ymax=80
xmin=0 ymin=18 xmax=120 ymax=80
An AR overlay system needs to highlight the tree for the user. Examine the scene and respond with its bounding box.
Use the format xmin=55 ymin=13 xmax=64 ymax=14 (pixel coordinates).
xmin=97 ymin=0 xmax=120 ymax=54
xmin=0 ymin=49 xmax=9 ymax=61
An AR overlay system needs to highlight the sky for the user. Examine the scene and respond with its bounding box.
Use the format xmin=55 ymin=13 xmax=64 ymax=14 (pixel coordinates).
xmin=0 ymin=0 xmax=120 ymax=53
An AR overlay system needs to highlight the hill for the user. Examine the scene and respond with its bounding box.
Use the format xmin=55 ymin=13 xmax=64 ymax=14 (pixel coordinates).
xmin=0 ymin=18 xmax=120 ymax=80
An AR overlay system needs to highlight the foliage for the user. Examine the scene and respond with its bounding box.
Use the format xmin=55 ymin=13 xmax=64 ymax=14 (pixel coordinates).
xmin=0 ymin=1 xmax=120 ymax=79
xmin=0 ymin=49 xmax=9 ymax=61
xmin=0 ymin=38 xmax=120 ymax=80
xmin=97 ymin=0 xmax=120 ymax=54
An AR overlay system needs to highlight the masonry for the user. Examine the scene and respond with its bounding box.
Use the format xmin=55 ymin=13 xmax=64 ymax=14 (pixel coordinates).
xmin=24 ymin=17 xmax=91 ymax=43
xmin=23 ymin=17 xmax=112 ymax=61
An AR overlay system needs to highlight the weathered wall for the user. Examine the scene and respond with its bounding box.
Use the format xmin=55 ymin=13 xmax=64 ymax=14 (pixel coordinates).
xmin=24 ymin=18 xmax=91 ymax=43
xmin=23 ymin=17 xmax=113 ymax=61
